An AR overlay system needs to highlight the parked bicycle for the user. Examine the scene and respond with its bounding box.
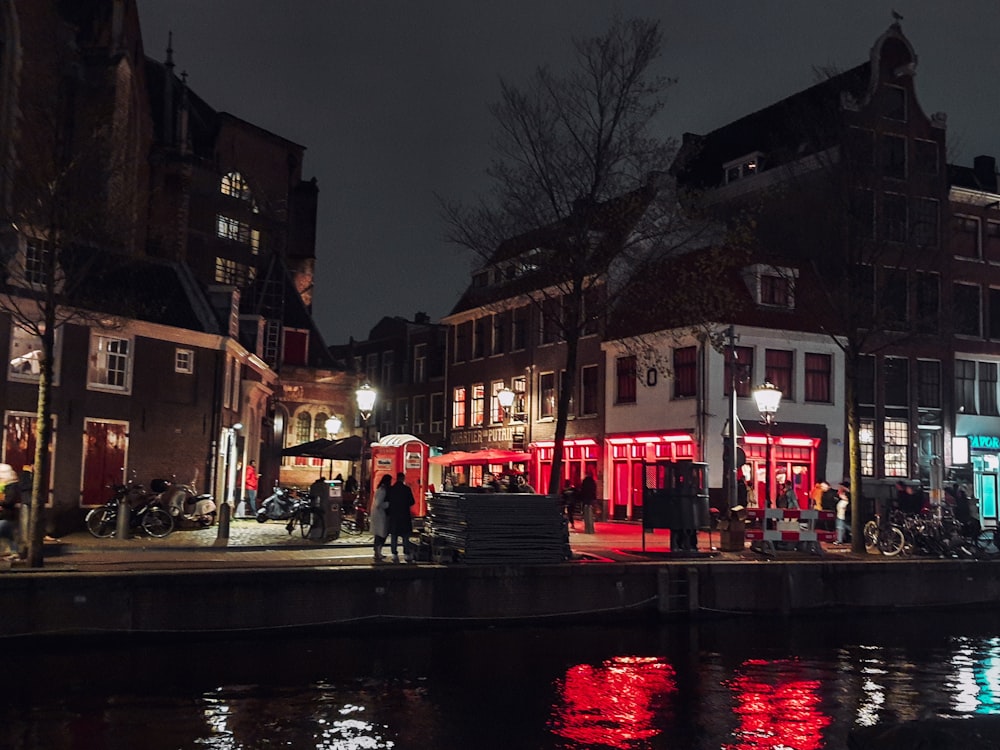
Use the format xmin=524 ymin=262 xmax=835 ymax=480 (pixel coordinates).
xmin=284 ymin=494 xmax=325 ymax=539
xmin=865 ymin=506 xmax=999 ymax=559
xmin=340 ymin=498 xmax=369 ymax=535
xmin=85 ymin=484 xmax=174 ymax=539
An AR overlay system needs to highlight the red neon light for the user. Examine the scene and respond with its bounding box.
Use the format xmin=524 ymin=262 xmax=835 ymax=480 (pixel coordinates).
xmin=743 ymin=435 xmax=819 ymax=448
xmin=532 ymin=438 xmax=598 ymax=448
xmin=606 ymin=434 xmax=693 ymax=445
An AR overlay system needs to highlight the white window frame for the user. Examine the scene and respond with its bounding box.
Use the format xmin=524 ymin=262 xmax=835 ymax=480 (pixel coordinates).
xmin=87 ymin=332 xmax=133 ymax=394
xmin=175 ymin=348 xmax=194 ymax=374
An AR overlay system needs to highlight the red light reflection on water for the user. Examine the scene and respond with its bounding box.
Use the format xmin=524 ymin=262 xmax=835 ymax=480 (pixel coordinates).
xmin=723 ymin=659 xmax=831 ymax=750
xmin=549 ymin=655 xmax=676 ymax=749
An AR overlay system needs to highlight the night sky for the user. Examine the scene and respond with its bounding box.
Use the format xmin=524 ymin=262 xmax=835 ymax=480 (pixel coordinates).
xmin=136 ymin=0 xmax=1000 ymax=346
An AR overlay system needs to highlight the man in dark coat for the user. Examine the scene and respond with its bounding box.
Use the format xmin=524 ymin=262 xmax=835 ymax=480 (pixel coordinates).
xmin=387 ymin=472 xmax=416 ymax=563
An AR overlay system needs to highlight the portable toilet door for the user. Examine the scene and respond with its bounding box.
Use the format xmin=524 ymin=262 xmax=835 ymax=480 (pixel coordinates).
xmin=369 ymin=434 xmax=429 ymax=516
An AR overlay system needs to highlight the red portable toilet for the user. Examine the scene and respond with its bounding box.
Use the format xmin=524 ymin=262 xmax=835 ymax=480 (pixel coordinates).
xmin=370 ymin=434 xmax=429 ymax=516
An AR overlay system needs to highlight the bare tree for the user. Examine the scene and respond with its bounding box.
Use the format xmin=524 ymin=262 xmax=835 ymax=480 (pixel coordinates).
xmin=0 ymin=19 xmax=141 ymax=566
xmin=442 ymin=16 xmax=733 ymax=494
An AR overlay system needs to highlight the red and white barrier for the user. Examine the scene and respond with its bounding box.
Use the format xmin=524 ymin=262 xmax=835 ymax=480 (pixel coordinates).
xmin=745 ymin=507 xmax=835 ymax=544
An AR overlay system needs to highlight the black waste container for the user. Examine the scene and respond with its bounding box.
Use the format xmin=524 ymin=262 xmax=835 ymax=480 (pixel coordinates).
xmin=642 ymin=461 xmax=709 ymax=551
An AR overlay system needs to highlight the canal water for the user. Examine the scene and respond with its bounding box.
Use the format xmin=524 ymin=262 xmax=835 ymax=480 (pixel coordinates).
xmin=5 ymin=608 xmax=1000 ymax=749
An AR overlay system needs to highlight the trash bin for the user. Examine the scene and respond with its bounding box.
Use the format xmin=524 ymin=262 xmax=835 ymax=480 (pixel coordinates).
xmin=642 ymin=461 xmax=709 ymax=552
xmin=718 ymin=506 xmax=746 ymax=551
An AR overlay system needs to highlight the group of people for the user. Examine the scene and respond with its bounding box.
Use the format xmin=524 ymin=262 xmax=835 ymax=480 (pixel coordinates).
xmin=562 ymin=471 xmax=598 ymax=529
xmin=370 ymin=472 xmax=417 ymax=563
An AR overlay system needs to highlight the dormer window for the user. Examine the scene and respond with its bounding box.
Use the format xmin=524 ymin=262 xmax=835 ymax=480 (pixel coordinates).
xmin=723 ymin=152 xmax=762 ymax=185
xmin=743 ymin=263 xmax=797 ymax=309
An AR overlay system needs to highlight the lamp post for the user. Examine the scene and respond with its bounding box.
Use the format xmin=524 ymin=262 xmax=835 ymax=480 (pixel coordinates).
xmin=753 ymin=381 xmax=782 ymax=506
xmin=497 ymin=386 xmax=515 ymax=426
xmin=355 ymin=383 xmax=377 ymax=507
xmin=325 ymin=415 xmax=342 ymax=437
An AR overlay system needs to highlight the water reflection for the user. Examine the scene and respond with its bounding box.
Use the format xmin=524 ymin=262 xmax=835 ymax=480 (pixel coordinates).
xmin=6 ymin=610 xmax=1000 ymax=749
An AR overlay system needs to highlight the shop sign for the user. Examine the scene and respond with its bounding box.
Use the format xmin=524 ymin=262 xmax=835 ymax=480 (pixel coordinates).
xmin=969 ymin=434 xmax=1000 ymax=451
xmin=451 ymin=426 xmax=516 ymax=447
xmin=404 ymin=451 xmax=422 ymax=469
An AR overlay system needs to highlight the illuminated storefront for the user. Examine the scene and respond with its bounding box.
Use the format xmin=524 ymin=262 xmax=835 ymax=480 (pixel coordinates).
xmin=605 ymin=433 xmax=696 ymax=520
xmin=952 ymin=435 xmax=999 ymax=529
xmin=743 ymin=434 xmax=821 ymax=508
xmin=532 ymin=438 xmax=600 ymax=496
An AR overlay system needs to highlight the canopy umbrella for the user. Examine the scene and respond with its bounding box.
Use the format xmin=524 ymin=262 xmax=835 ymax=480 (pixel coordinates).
xmin=320 ymin=435 xmax=363 ymax=461
xmin=280 ymin=438 xmax=334 ymax=458
xmin=429 ymin=449 xmax=530 ymax=467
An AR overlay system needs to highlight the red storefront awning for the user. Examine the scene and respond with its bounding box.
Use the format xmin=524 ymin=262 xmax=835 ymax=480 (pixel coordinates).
xmin=429 ymin=449 xmax=531 ymax=466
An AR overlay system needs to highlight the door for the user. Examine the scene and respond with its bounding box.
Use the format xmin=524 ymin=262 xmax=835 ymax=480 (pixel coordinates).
xmin=976 ymin=472 xmax=998 ymax=528
xmin=82 ymin=419 xmax=128 ymax=506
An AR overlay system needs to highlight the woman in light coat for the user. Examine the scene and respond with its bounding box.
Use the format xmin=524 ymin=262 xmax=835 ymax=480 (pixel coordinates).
xmin=371 ymin=474 xmax=392 ymax=561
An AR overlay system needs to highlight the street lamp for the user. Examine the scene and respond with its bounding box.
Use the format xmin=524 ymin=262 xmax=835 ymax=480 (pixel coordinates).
xmin=497 ymin=386 xmax=515 ymax=423
xmin=753 ymin=380 xmax=782 ymax=506
xmin=325 ymin=415 xmax=342 ymax=437
xmin=355 ymin=383 xmax=377 ymax=506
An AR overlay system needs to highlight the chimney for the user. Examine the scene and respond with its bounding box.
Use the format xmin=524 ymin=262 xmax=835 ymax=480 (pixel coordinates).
xmin=974 ymin=155 xmax=997 ymax=193
xmin=414 ymin=311 xmax=430 ymax=324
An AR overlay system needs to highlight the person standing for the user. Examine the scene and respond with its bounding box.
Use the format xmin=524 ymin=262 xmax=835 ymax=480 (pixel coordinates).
xmin=0 ymin=463 xmax=22 ymax=560
xmin=243 ymin=459 xmax=259 ymax=516
xmin=371 ymin=474 xmax=392 ymax=562
xmin=386 ymin=472 xmax=416 ymax=563
xmin=579 ymin=470 xmax=597 ymax=520
xmin=835 ymin=482 xmax=850 ymax=544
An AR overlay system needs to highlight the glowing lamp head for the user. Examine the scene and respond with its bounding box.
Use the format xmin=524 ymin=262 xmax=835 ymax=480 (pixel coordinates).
xmin=753 ymin=381 xmax=782 ymax=423
xmin=355 ymin=383 xmax=376 ymax=421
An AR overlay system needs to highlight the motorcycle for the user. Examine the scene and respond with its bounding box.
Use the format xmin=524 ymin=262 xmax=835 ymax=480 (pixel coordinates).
xmin=256 ymin=486 xmax=301 ymax=522
xmin=152 ymin=478 xmax=217 ymax=528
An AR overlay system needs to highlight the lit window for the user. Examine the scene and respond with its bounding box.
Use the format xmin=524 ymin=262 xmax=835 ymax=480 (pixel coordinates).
xmin=214 ymin=257 xmax=255 ymax=286
xmin=88 ymin=333 xmax=132 ymax=392
xmin=859 ymin=419 xmax=875 ymax=477
xmin=883 ymin=418 xmax=909 ymax=477
xmin=216 ymin=215 xmax=260 ymax=253
xmin=471 ymin=384 xmax=485 ymax=426
xmin=220 ymin=172 xmax=255 ymax=208
xmin=452 ymin=387 xmax=466 ymax=429
xmin=25 ymin=240 xmax=50 ymax=286
xmin=539 ymin=372 xmax=556 ymax=418
xmin=175 ymin=348 xmax=194 ymax=374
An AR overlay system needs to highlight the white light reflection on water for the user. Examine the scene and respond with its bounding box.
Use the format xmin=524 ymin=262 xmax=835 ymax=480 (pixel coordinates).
xmin=948 ymin=636 xmax=1000 ymax=715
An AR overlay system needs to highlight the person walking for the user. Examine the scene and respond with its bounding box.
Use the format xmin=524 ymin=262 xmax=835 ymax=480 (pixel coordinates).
xmin=243 ymin=459 xmax=259 ymax=516
xmin=0 ymin=463 xmax=22 ymax=560
xmin=387 ymin=472 xmax=416 ymax=563
xmin=371 ymin=474 xmax=392 ymax=562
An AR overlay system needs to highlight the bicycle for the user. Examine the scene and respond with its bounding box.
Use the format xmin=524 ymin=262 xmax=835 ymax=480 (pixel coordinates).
xmin=340 ymin=500 xmax=369 ymax=535
xmin=284 ymin=496 xmax=325 ymax=539
xmin=85 ymin=484 xmax=174 ymax=539
xmin=863 ymin=510 xmax=906 ymax=557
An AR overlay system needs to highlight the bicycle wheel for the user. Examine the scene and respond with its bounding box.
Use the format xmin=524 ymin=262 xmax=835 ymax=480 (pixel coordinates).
xmin=863 ymin=520 xmax=879 ymax=551
xmin=975 ymin=528 xmax=1000 ymax=557
xmin=879 ymin=525 xmax=905 ymax=557
xmin=85 ymin=506 xmax=117 ymax=538
xmin=340 ymin=516 xmax=361 ymax=536
xmin=141 ymin=507 xmax=174 ymax=538
xmin=301 ymin=507 xmax=325 ymax=539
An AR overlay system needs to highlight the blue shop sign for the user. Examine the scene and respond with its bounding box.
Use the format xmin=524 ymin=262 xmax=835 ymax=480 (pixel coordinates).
xmin=969 ymin=435 xmax=1000 ymax=451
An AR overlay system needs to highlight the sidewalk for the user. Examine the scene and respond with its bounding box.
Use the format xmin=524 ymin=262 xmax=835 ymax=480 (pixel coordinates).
xmin=15 ymin=517 xmax=862 ymax=573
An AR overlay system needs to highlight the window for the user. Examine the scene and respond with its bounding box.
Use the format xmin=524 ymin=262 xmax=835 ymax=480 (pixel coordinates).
xmin=220 ymin=171 xmax=252 ymax=201
xmin=396 ymin=398 xmax=410 ymax=432
xmin=539 ymin=373 xmax=556 ymax=418
xmin=25 ymin=240 xmax=50 ymax=286
xmin=413 ymin=395 xmax=427 ymax=433
xmin=88 ymin=333 xmax=132 ymax=392
xmin=804 ymin=353 xmax=832 ymax=403
xmin=451 ymin=387 xmax=466 ymax=429
xmin=914 ymin=140 xmax=938 ymax=175
xmin=431 ymin=393 xmax=444 ymax=433
xmin=214 ymin=257 xmax=254 ymax=286
xmin=990 ymin=289 xmax=1000 ymax=340
xmin=471 ymin=384 xmax=485 ymax=427
xmin=175 ymin=348 xmax=194 ymax=374
xmin=314 ymin=412 xmax=329 ymax=441
xmin=413 ymin=343 xmax=427 ymax=383
xmin=954 ymin=282 xmax=982 ymax=337
xmin=723 ymin=152 xmax=761 ymax=184
xmin=491 ymin=314 xmax=506 ymax=355
xmin=881 ymin=267 xmax=908 ymax=330
xmin=9 ymin=323 xmax=44 ymax=380
xmin=764 ymin=349 xmax=793 ymax=399
xmin=916 ymin=360 xmax=941 ymax=409
xmin=453 ymin=323 xmax=470 ymax=363
xmin=366 ymin=353 xmax=378 ymax=384
xmin=216 ymin=215 xmax=260 ymax=253
xmin=953 ymin=215 xmax=981 ymax=259
xmin=956 ymin=359 xmax=977 ymax=414
xmin=512 ymin=375 xmax=527 ymax=421
xmin=540 ymin=297 xmax=561 ymax=344
xmin=851 ymin=190 xmax=875 ymax=240
xmin=615 ymin=356 xmax=636 ymax=404
xmin=883 ymin=418 xmax=909 ymax=477
xmin=980 ymin=362 xmax=999 ymax=417
xmin=882 ymin=193 xmax=908 ymax=241
xmin=580 ymin=365 xmax=599 ymax=416
xmin=916 ymin=272 xmax=940 ymax=332
xmin=761 ymin=275 xmax=791 ymax=307
xmin=881 ymin=135 xmax=906 ymax=179
xmin=673 ymin=346 xmax=697 ymax=398
xmin=883 ymin=85 xmax=907 ymax=121
xmin=295 ymin=412 xmax=312 ymax=443
xmin=884 ymin=357 xmax=908 ymax=407
xmin=381 ymin=351 xmax=393 ymax=386
xmin=913 ymin=198 xmax=938 ymax=247
xmin=846 ymin=128 xmax=874 ymax=167
xmin=473 ymin=318 xmax=487 ymax=359
xmin=860 ymin=419 xmax=875 ymax=477
xmin=379 ymin=400 xmax=393 ymax=437
xmin=490 ymin=381 xmax=505 ymax=424
xmin=512 ymin=307 xmax=529 ymax=351
xmin=724 ymin=345 xmax=753 ymax=398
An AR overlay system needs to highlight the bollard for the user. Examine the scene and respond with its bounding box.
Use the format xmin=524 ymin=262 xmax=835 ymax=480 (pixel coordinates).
xmin=583 ymin=503 xmax=595 ymax=534
xmin=217 ymin=501 xmax=230 ymax=540
xmin=116 ymin=496 xmax=130 ymax=540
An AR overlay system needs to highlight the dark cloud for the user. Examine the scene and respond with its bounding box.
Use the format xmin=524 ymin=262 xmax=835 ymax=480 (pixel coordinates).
xmin=137 ymin=0 xmax=1000 ymax=344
